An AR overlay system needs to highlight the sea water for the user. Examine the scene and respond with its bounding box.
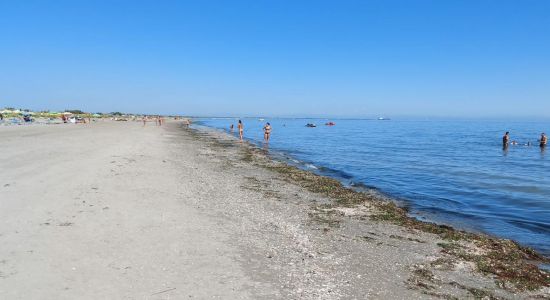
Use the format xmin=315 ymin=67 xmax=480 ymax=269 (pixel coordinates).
xmin=197 ymin=118 xmax=550 ymax=255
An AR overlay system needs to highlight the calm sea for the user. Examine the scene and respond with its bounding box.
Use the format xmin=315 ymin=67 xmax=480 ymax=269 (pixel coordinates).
xmin=196 ymin=118 xmax=550 ymax=256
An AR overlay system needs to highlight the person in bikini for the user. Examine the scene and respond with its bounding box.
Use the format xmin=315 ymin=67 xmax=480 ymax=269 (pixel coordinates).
xmin=263 ymin=122 xmax=272 ymax=143
xmin=238 ymin=120 xmax=244 ymax=140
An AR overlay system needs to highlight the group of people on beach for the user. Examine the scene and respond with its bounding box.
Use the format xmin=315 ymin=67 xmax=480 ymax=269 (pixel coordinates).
xmin=229 ymin=120 xmax=272 ymax=143
xmin=61 ymin=114 xmax=89 ymax=124
xmin=142 ymin=116 xmax=164 ymax=126
xmin=503 ymin=131 xmax=547 ymax=149
xmin=0 ymin=113 xmax=33 ymax=123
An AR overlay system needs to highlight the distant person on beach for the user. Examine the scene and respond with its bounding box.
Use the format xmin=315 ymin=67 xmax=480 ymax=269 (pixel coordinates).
xmin=230 ymin=124 xmax=234 ymax=133
xmin=502 ymin=132 xmax=510 ymax=148
xmin=238 ymin=120 xmax=244 ymax=140
xmin=184 ymin=119 xmax=190 ymax=128
xmin=263 ymin=122 xmax=272 ymax=143
xmin=0 ymin=113 xmax=3 ymax=121
xmin=540 ymin=133 xmax=547 ymax=148
xmin=142 ymin=116 xmax=146 ymax=126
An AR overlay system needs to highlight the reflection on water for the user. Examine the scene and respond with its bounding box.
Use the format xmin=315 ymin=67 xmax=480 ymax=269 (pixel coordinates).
xmin=503 ymin=145 xmax=509 ymax=156
xmin=198 ymin=118 xmax=550 ymax=255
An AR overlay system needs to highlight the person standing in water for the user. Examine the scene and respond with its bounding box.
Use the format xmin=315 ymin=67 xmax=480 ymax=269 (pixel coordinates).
xmin=263 ymin=122 xmax=272 ymax=143
xmin=502 ymin=132 xmax=510 ymax=148
xmin=238 ymin=120 xmax=244 ymax=140
xmin=540 ymin=133 xmax=547 ymax=148
xmin=230 ymin=124 xmax=234 ymax=133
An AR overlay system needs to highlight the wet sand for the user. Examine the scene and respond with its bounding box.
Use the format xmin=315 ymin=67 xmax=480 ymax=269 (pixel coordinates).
xmin=0 ymin=121 xmax=548 ymax=299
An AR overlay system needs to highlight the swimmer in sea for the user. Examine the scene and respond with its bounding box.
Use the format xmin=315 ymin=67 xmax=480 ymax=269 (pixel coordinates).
xmin=502 ymin=132 xmax=510 ymax=148
xmin=540 ymin=133 xmax=547 ymax=148
xmin=263 ymin=122 xmax=272 ymax=143
xmin=238 ymin=120 xmax=244 ymax=141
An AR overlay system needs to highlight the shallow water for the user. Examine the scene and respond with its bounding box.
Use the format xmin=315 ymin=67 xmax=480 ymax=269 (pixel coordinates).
xmin=197 ymin=118 xmax=550 ymax=255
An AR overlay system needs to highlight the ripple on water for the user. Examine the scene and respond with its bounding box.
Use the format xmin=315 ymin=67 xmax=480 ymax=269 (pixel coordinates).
xmin=198 ymin=118 xmax=550 ymax=255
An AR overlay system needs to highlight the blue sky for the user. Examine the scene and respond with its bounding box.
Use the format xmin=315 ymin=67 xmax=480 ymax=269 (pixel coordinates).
xmin=0 ymin=0 xmax=549 ymax=117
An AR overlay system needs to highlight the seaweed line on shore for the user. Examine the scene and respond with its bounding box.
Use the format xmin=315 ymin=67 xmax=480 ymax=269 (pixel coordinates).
xmin=186 ymin=124 xmax=550 ymax=292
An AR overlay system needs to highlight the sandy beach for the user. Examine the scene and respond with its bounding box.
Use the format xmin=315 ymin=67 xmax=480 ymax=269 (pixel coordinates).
xmin=1 ymin=120 xmax=548 ymax=299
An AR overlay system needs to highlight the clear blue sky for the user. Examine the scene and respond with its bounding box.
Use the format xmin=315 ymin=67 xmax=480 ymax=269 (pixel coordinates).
xmin=1 ymin=0 xmax=549 ymax=117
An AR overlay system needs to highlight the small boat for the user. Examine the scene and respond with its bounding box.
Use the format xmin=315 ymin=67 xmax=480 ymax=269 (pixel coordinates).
xmin=325 ymin=122 xmax=336 ymax=126
xmin=378 ymin=117 xmax=390 ymax=120
xmin=305 ymin=123 xmax=317 ymax=127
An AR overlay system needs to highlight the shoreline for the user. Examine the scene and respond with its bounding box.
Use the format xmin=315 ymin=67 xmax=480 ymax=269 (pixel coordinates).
xmin=194 ymin=122 xmax=549 ymax=258
xmin=189 ymin=122 xmax=550 ymax=292
xmin=1 ymin=120 xmax=548 ymax=298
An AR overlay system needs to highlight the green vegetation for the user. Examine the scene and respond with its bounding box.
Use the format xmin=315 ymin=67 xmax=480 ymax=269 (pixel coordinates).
xmin=65 ymin=109 xmax=85 ymax=114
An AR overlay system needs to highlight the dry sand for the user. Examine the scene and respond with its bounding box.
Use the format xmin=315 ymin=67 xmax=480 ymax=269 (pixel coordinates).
xmin=0 ymin=121 xmax=547 ymax=299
